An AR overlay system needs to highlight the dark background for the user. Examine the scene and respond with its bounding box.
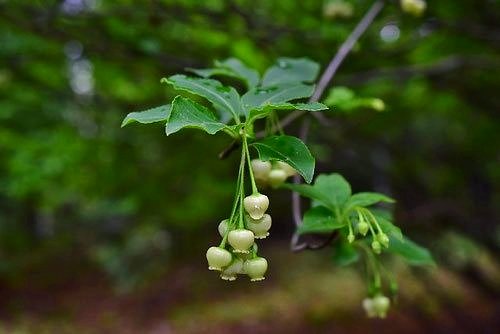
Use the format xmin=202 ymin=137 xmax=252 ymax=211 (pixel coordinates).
xmin=0 ymin=0 xmax=499 ymax=333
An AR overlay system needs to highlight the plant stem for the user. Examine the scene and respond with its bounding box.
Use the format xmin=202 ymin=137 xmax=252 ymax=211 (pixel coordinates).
xmin=242 ymin=133 xmax=258 ymax=194
xmin=221 ymin=148 xmax=247 ymax=247
xmin=238 ymin=147 xmax=246 ymax=229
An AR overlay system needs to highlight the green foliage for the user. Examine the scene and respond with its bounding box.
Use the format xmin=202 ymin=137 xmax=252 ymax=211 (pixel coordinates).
xmin=387 ymin=235 xmax=435 ymax=266
xmin=121 ymin=105 xmax=171 ymax=127
xmin=123 ymin=58 xmax=325 ymax=184
xmin=188 ymin=58 xmax=260 ymax=89
xmin=1 ymin=0 xmax=496 ymax=293
xmin=251 ymin=135 xmax=315 ymax=183
xmin=298 ymin=206 xmax=344 ymax=234
xmin=261 ymin=58 xmax=320 ymax=86
xmin=166 ymin=96 xmax=233 ymax=136
xmin=162 ymin=74 xmax=244 ymax=121
xmin=285 ymin=173 xmax=434 ymax=266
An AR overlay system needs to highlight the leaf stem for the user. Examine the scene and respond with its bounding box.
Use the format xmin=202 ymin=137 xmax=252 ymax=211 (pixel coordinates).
xmin=242 ymin=132 xmax=258 ymax=194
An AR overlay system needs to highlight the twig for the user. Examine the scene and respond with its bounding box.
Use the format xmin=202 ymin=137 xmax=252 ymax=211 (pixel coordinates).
xmin=291 ymin=0 xmax=385 ymax=251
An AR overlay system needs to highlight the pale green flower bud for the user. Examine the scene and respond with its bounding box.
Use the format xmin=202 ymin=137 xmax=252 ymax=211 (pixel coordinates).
xmin=372 ymin=240 xmax=382 ymax=254
xmin=245 ymin=214 xmax=272 ymax=239
xmin=243 ymin=193 xmax=269 ymax=220
xmin=268 ymin=169 xmax=287 ymax=188
xmin=220 ymin=258 xmax=244 ymax=281
xmin=206 ymin=246 xmax=232 ymax=271
xmin=228 ymin=229 xmax=255 ymax=254
xmin=244 ymin=257 xmax=268 ymax=282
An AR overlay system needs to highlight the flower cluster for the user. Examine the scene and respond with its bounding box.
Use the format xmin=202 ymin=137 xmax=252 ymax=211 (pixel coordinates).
xmin=251 ymin=159 xmax=297 ymax=188
xmin=206 ymin=192 xmax=271 ymax=281
xmin=347 ymin=207 xmax=390 ymax=254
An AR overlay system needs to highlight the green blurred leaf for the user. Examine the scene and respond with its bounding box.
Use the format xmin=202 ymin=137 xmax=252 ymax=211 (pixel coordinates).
xmin=188 ymin=58 xmax=260 ymax=89
xmin=242 ymin=83 xmax=315 ymax=113
xmin=298 ymin=206 xmax=344 ymax=234
xmin=121 ymin=105 xmax=171 ymax=127
xmin=375 ymin=215 xmax=403 ymax=241
xmin=332 ymin=240 xmax=360 ymax=266
xmin=163 ymin=75 xmax=243 ymax=120
xmin=165 ymin=96 xmax=231 ymax=136
xmin=216 ymin=58 xmax=260 ymax=89
xmin=284 ymin=173 xmax=352 ymax=210
xmin=314 ymin=173 xmax=352 ymax=208
xmin=251 ymin=135 xmax=315 ymax=183
xmin=387 ymin=236 xmax=435 ymax=266
xmin=262 ymin=57 xmax=320 ymax=86
xmin=248 ymin=101 xmax=328 ymax=121
xmin=346 ymin=192 xmax=395 ymax=209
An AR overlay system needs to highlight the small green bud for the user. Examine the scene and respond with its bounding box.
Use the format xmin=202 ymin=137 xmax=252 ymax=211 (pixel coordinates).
xmin=245 ymin=214 xmax=272 ymax=239
xmin=218 ymin=219 xmax=229 ymax=237
xmin=378 ymin=233 xmax=390 ymax=248
xmin=268 ymin=169 xmax=287 ymax=188
xmin=243 ymin=193 xmax=269 ymax=220
xmin=251 ymin=159 xmax=272 ymax=181
xmin=244 ymin=257 xmax=268 ymax=281
xmin=206 ymin=246 xmax=232 ymax=271
xmin=220 ymin=258 xmax=244 ymax=281
xmin=347 ymin=233 xmax=355 ymax=243
xmin=275 ymin=161 xmax=297 ymax=177
xmin=371 ymin=98 xmax=385 ymax=111
xmin=357 ymin=221 xmax=369 ymax=236
xmin=371 ymin=240 xmax=382 ymax=254
xmin=228 ymin=229 xmax=255 ymax=254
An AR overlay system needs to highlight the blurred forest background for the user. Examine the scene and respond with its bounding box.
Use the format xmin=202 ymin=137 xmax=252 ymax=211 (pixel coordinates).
xmin=0 ymin=0 xmax=499 ymax=333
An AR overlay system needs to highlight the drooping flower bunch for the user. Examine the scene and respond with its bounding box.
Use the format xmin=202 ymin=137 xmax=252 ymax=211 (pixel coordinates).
xmin=205 ymin=133 xmax=297 ymax=281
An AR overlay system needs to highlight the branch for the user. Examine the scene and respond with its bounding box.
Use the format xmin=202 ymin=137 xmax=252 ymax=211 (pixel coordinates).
xmin=290 ymin=0 xmax=385 ymax=251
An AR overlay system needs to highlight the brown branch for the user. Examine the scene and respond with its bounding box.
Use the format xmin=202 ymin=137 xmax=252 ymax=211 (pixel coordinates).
xmin=290 ymin=0 xmax=385 ymax=251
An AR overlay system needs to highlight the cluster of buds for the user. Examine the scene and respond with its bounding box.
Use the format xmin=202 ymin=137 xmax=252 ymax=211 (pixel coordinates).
xmin=206 ymin=192 xmax=271 ymax=282
xmin=362 ymin=294 xmax=391 ymax=318
xmin=251 ymin=159 xmax=297 ymax=188
xmin=400 ymin=0 xmax=427 ymax=16
xmin=348 ymin=209 xmax=390 ymax=254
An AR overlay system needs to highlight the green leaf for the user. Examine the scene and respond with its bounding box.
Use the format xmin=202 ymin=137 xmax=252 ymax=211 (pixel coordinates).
xmin=387 ymin=236 xmax=435 ymax=266
xmin=314 ymin=173 xmax=352 ymax=208
xmin=162 ymin=75 xmax=243 ymax=120
xmin=283 ymin=183 xmax=332 ymax=208
xmin=242 ymin=83 xmax=315 ymax=113
xmin=248 ymin=101 xmax=328 ymax=121
xmin=262 ymin=58 xmax=320 ymax=86
xmin=121 ymin=105 xmax=171 ymax=127
xmin=165 ymin=96 xmax=230 ymax=136
xmin=376 ymin=215 xmax=403 ymax=241
xmin=215 ymin=58 xmax=260 ymax=89
xmin=298 ymin=206 xmax=345 ymax=234
xmin=188 ymin=58 xmax=260 ymax=89
xmin=346 ymin=192 xmax=395 ymax=209
xmin=283 ymin=173 xmax=352 ymax=210
xmin=187 ymin=67 xmax=234 ymax=79
xmin=251 ymin=135 xmax=315 ymax=183
xmin=332 ymin=240 xmax=360 ymax=266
